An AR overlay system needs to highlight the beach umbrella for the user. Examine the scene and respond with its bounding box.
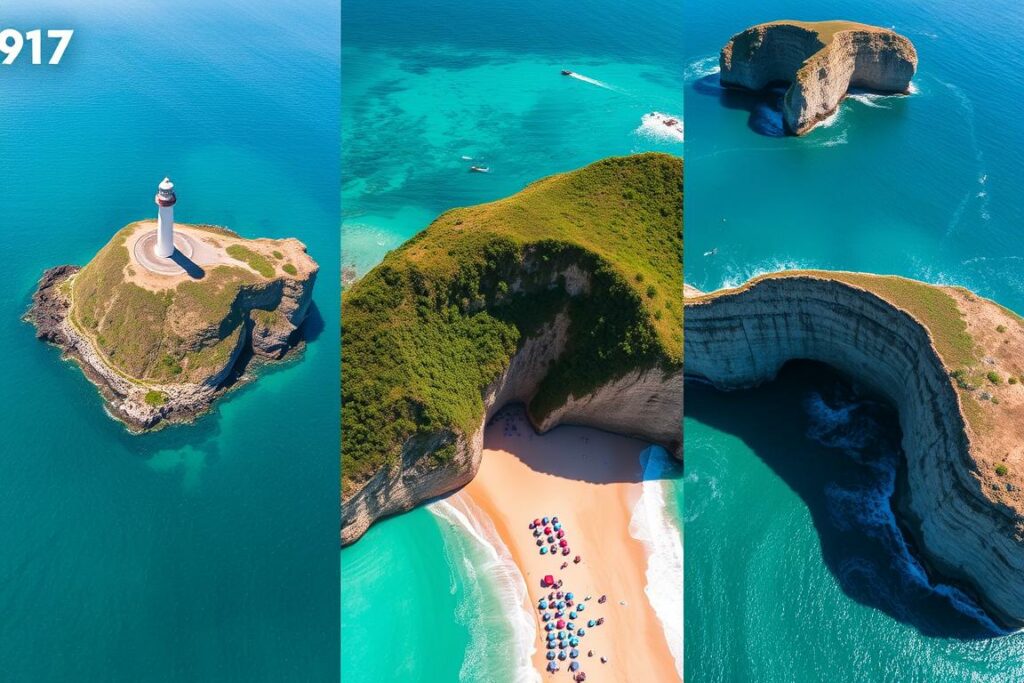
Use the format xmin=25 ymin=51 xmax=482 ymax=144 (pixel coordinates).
xmin=555 ymin=609 xmax=564 ymax=618
xmin=566 ymin=600 xmax=574 ymax=608
xmin=577 ymin=604 xmax=585 ymax=612
xmin=553 ymin=523 xmax=562 ymax=531
xmin=556 ymin=529 xmax=564 ymax=539
xmin=559 ymin=539 xmax=567 ymax=547
xmin=543 ymin=517 xmax=549 ymax=525
xmin=569 ymin=611 xmax=577 ymax=619
xmin=543 ymin=575 xmax=554 ymax=587
xmin=547 ymin=662 xmax=557 ymax=672
xmin=533 ymin=529 xmax=541 ymax=537
xmin=570 ymin=649 xmax=579 ymax=659
xmin=596 ymin=618 xmax=604 ymax=626
xmin=556 ymin=619 xmax=566 ymax=629
xmin=545 ymin=623 xmax=554 ymax=632
xmin=567 ymin=622 xmax=575 ymax=631
xmin=557 ymin=601 xmax=565 ymax=609
xmin=547 ymin=535 xmax=555 ymax=543
xmin=558 ymin=630 xmax=566 ymax=639
xmin=578 ymin=628 xmax=585 ymax=636
xmin=534 ymin=518 xmax=541 ymax=527
xmin=587 ymin=620 xmax=596 ymax=628
xmin=546 ymin=651 xmax=556 ymax=661
xmin=540 ymin=547 xmax=548 ymax=555
xmin=558 ymin=651 xmax=567 ymax=661
xmin=562 ymin=548 xmax=571 ymax=556
xmin=550 ymin=545 xmax=558 ymax=553
xmin=574 ymin=555 xmax=581 ymax=564
xmin=544 ymin=526 xmax=552 ymax=534
xmin=570 ymin=637 xmax=579 ymax=647
xmin=535 ymin=539 xmax=543 ymax=547
xmin=542 ymin=612 xmax=551 ymax=621
xmin=547 ymin=632 xmax=556 ymax=641
xmin=552 ymin=516 xmax=559 ymax=524
xmin=566 ymin=592 xmax=574 ymax=600
xmin=570 ymin=661 xmax=580 ymax=671
xmin=539 ymin=599 xmax=548 ymax=609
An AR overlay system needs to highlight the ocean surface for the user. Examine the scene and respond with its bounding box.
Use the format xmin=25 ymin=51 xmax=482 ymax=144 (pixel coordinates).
xmin=340 ymin=0 xmax=683 ymax=680
xmin=0 ymin=1 xmax=340 ymax=680
xmin=684 ymin=0 xmax=1024 ymax=679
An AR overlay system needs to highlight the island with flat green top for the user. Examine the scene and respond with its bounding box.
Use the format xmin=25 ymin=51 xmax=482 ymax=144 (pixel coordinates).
xmin=29 ymin=221 xmax=318 ymax=431
xmin=685 ymin=271 xmax=1024 ymax=627
xmin=342 ymin=153 xmax=684 ymax=544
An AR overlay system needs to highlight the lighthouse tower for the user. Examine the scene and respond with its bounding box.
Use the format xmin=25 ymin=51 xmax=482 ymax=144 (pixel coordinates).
xmin=155 ymin=177 xmax=177 ymax=258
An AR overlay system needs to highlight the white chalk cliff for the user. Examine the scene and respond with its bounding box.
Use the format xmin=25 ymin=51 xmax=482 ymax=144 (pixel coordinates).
xmin=685 ymin=274 xmax=1024 ymax=627
xmin=720 ymin=20 xmax=918 ymax=134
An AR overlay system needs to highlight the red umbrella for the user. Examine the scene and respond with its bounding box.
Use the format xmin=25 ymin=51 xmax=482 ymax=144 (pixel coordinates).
xmin=556 ymin=530 xmax=565 ymax=539
xmin=543 ymin=575 xmax=555 ymax=587
xmin=556 ymin=619 xmax=566 ymax=629
xmin=559 ymin=539 xmax=568 ymax=547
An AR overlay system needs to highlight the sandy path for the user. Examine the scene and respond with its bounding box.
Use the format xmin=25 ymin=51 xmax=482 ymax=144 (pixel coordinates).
xmin=462 ymin=406 xmax=680 ymax=682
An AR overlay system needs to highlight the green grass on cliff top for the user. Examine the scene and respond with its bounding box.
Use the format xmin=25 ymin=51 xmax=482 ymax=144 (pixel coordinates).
xmin=70 ymin=223 xmax=265 ymax=384
xmin=690 ymin=270 xmax=976 ymax=369
xmin=341 ymin=153 xmax=683 ymax=489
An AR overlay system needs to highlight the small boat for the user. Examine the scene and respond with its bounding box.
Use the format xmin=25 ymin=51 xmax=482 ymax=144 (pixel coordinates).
xmin=703 ymin=248 xmax=718 ymax=257
xmin=561 ymin=70 xmax=573 ymax=76
xmin=470 ymin=165 xmax=490 ymax=173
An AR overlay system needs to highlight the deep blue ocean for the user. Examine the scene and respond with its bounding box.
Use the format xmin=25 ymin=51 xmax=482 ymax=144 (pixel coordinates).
xmin=340 ymin=0 xmax=683 ymax=680
xmin=684 ymin=0 xmax=1024 ymax=679
xmin=0 ymin=2 xmax=339 ymax=680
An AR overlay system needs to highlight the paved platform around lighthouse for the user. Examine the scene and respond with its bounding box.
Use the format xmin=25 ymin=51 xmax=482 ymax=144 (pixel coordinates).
xmin=133 ymin=230 xmax=199 ymax=275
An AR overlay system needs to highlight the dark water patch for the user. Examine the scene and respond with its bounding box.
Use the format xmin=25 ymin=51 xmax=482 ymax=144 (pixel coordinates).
xmin=686 ymin=361 xmax=1004 ymax=639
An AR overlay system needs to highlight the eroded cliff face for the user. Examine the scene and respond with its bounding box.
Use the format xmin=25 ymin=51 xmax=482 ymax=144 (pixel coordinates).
xmin=341 ymin=285 xmax=683 ymax=545
xmin=29 ymin=262 xmax=316 ymax=431
xmin=685 ymin=276 xmax=1024 ymax=627
xmin=720 ymin=21 xmax=917 ymax=134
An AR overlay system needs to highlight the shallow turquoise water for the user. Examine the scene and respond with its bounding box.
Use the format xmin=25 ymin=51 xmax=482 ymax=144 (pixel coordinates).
xmin=684 ymin=0 xmax=1024 ymax=678
xmin=0 ymin=2 xmax=339 ymax=680
xmin=340 ymin=0 xmax=683 ymax=680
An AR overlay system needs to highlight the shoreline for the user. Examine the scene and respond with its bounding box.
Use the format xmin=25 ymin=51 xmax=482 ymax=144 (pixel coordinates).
xmin=462 ymin=406 xmax=681 ymax=682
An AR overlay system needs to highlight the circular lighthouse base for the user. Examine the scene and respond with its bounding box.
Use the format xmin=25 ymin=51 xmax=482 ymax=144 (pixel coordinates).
xmin=133 ymin=230 xmax=198 ymax=275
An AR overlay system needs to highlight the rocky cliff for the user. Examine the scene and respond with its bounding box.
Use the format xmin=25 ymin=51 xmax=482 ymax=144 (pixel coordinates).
xmin=342 ymin=154 xmax=683 ymax=544
xmin=28 ymin=223 xmax=318 ymax=430
xmin=685 ymin=273 xmax=1024 ymax=627
xmin=720 ymin=20 xmax=917 ymax=135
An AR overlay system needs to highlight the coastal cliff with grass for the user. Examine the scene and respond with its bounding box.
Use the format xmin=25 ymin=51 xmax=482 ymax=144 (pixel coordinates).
xmin=29 ymin=222 xmax=318 ymax=430
xmin=720 ymin=20 xmax=917 ymax=134
xmin=342 ymin=153 xmax=683 ymax=544
xmin=685 ymin=272 xmax=1024 ymax=627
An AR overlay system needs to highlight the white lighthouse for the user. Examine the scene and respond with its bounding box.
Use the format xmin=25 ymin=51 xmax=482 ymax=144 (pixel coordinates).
xmin=155 ymin=177 xmax=177 ymax=258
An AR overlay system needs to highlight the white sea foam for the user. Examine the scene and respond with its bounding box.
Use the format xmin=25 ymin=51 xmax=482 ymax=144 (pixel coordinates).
xmin=635 ymin=112 xmax=684 ymax=143
xmin=629 ymin=446 xmax=684 ymax=680
xmin=684 ymin=54 xmax=720 ymax=81
xmin=805 ymin=391 xmax=1011 ymax=635
xmin=715 ymin=257 xmax=813 ymax=291
xmin=430 ymin=495 xmax=540 ymax=683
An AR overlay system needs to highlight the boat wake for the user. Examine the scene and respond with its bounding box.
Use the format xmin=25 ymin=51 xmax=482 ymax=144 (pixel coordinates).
xmin=629 ymin=446 xmax=684 ymax=680
xmin=636 ymin=112 xmax=684 ymax=143
xmin=430 ymin=494 xmax=540 ymax=683
xmin=567 ymin=72 xmax=621 ymax=92
xmin=684 ymin=54 xmax=720 ymax=82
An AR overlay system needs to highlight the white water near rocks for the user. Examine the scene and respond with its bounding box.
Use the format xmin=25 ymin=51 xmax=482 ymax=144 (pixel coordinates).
xmin=629 ymin=446 xmax=684 ymax=679
xmin=430 ymin=494 xmax=540 ymax=683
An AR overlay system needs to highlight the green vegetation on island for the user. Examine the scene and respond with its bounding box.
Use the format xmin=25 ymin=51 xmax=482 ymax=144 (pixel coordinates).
xmin=342 ymin=153 xmax=683 ymax=490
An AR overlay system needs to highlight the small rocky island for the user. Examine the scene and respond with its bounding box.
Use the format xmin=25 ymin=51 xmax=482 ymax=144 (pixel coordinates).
xmin=341 ymin=154 xmax=683 ymax=544
xmin=720 ymin=20 xmax=918 ymax=135
xmin=29 ymin=180 xmax=317 ymax=430
xmin=686 ymin=272 xmax=1024 ymax=628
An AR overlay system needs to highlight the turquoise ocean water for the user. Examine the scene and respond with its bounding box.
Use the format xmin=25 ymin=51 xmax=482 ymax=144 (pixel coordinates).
xmin=0 ymin=1 xmax=339 ymax=680
xmin=684 ymin=0 xmax=1024 ymax=679
xmin=340 ymin=0 xmax=683 ymax=680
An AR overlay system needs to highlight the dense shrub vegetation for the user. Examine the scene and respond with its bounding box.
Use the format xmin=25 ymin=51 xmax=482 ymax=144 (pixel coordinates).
xmin=341 ymin=154 xmax=683 ymax=491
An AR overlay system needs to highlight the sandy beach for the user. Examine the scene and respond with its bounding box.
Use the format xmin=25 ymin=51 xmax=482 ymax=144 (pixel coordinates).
xmin=462 ymin=405 xmax=681 ymax=682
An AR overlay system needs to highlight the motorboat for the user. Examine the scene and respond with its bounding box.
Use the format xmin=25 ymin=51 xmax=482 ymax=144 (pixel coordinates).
xmin=561 ymin=70 xmax=573 ymax=76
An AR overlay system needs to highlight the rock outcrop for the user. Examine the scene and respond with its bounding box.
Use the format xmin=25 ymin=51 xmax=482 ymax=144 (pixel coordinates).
xmin=28 ymin=224 xmax=318 ymax=431
xmin=720 ymin=20 xmax=917 ymax=134
xmin=685 ymin=273 xmax=1024 ymax=627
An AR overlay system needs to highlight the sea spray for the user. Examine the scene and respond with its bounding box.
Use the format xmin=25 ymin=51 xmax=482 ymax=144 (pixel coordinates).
xmin=803 ymin=390 xmax=1009 ymax=635
xmin=430 ymin=494 xmax=541 ymax=683
xmin=636 ymin=112 xmax=684 ymax=143
xmin=629 ymin=446 xmax=684 ymax=679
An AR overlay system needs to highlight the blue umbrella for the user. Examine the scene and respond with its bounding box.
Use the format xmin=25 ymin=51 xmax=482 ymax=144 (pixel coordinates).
xmin=577 ymin=604 xmax=585 ymax=612
xmin=546 ymin=651 xmax=556 ymax=661
xmin=570 ymin=661 xmax=580 ymax=671
xmin=570 ymin=649 xmax=579 ymax=659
